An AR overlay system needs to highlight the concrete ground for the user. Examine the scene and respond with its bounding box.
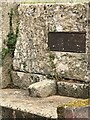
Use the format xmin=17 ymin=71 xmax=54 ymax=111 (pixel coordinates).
xmin=0 ymin=89 xmax=82 ymax=119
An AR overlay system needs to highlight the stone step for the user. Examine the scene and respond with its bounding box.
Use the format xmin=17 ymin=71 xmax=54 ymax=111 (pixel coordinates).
xmin=0 ymin=89 xmax=82 ymax=119
xmin=11 ymin=71 xmax=89 ymax=98
xmin=28 ymin=80 xmax=89 ymax=98
xmin=57 ymin=81 xmax=89 ymax=99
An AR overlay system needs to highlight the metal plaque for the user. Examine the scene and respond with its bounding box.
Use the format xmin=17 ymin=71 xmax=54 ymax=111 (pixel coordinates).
xmin=48 ymin=32 xmax=86 ymax=53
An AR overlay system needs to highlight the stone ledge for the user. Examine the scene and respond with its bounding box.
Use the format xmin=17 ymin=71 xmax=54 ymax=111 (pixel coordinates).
xmin=11 ymin=71 xmax=90 ymax=98
xmin=57 ymin=81 xmax=90 ymax=98
xmin=11 ymin=71 xmax=47 ymax=89
xmin=0 ymin=89 xmax=82 ymax=119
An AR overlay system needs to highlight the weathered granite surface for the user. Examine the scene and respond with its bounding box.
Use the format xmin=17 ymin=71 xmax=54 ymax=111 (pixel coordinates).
xmin=1 ymin=54 xmax=12 ymax=88
xmin=11 ymin=71 xmax=47 ymax=89
xmin=57 ymin=81 xmax=89 ymax=98
xmin=13 ymin=3 xmax=88 ymax=82
xmin=0 ymin=89 xmax=82 ymax=119
xmin=1 ymin=2 xmax=19 ymax=88
xmin=1 ymin=2 xmax=90 ymax=90
xmin=28 ymin=80 xmax=57 ymax=97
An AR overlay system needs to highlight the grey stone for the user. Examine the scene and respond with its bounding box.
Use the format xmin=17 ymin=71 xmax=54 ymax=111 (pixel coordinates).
xmin=1 ymin=54 xmax=12 ymax=88
xmin=1 ymin=2 xmax=90 ymax=93
xmin=28 ymin=80 xmax=57 ymax=97
xmin=0 ymin=89 xmax=81 ymax=119
xmin=13 ymin=4 xmax=87 ymax=81
xmin=11 ymin=71 xmax=47 ymax=89
xmin=57 ymin=102 xmax=90 ymax=119
xmin=57 ymin=81 xmax=89 ymax=98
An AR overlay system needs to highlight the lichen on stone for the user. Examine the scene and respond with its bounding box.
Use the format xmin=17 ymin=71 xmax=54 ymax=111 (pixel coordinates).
xmin=63 ymin=99 xmax=90 ymax=108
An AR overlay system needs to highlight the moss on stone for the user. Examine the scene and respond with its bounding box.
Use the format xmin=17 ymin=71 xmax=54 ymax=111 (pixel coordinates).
xmin=63 ymin=99 xmax=90 ymax=108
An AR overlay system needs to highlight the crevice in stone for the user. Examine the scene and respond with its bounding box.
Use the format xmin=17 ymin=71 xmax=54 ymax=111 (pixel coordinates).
xmin=62 ymin=77 xmax=89 ymax=84
xmin=12 ymin=69 xmax=48 ymax=76
xmin=12 ymin=69 xmax=89 ymax=84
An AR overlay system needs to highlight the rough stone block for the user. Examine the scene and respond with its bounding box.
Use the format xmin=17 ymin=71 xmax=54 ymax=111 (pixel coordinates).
xmin=57 ymin=81 xmax=89 ymax=98
xmin=1 ymin=54 xmax=12 ymax=89
xmin=57 ymin=99 xmax=90 ymax=119
xmin=28 ymin=80 xmax=57 ymax=97
xmin=11 ymin=71 xmax=47 ymax=89
xmin=13 ymin=4 xmax=87 ymax=81
xmin=58 ymin=106 xmax=90 ymax=119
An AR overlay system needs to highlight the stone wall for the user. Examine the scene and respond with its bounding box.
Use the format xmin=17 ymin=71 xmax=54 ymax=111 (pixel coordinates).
xmin=13 ymin=3 xmax=88 ymax=85
xmin=1 ymin=2 xmax=90 ymax=89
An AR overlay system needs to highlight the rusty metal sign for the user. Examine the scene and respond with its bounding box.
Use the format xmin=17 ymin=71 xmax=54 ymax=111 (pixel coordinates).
xmin=48 ymin=32 xmax=86 ymax=53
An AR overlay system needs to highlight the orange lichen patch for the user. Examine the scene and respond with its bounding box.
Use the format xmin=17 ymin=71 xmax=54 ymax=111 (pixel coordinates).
xmin=63 ymin=99 xmax=90 ymax=108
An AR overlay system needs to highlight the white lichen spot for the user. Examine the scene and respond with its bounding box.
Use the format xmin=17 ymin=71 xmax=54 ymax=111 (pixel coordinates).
xmin=56 ymin=24 xmax=63 ymax=31
xmin=73 ymin=84 xmax=77 ymax=89
xmin=17 ymin=72 xmax=24 ymax=79
xmin=56 ymin=63 xmax=68 ymax=73
xmin=76 ymin=64 xmax=80 ymax=67
xmin=53 ymin=58 xmax=57 ymax=64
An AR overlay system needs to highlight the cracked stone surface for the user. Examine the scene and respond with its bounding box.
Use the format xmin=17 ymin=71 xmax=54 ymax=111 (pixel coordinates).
xmin=0 ymin=89 xmax=82 ymax=118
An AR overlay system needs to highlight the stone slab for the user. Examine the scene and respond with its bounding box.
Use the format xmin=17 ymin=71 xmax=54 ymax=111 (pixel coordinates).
xmin=11 ymin=71 xmax=47 ymax=89
xmin=13 ymin=3 xmax=87 ymax=81
xmin=57 ymin=81 xmax=89 ymax=98
xmin=57 ymin=99 xmax=90 ymax=119
xmin=0 ymin=89 xmax=82 ymax=119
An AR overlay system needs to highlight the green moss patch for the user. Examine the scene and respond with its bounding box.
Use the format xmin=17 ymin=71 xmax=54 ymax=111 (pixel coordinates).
xmin=63 ymin=99 xmax=90 ymax=108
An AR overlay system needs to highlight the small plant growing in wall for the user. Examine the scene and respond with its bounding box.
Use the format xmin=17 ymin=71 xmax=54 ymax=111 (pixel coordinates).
xmin=2 ymin=8 xmax=19 ymax=60
xmin=47 ymin=50 xmax=61 ymax=81
xmin=7 ymin=8 xmax=19 ymax=56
